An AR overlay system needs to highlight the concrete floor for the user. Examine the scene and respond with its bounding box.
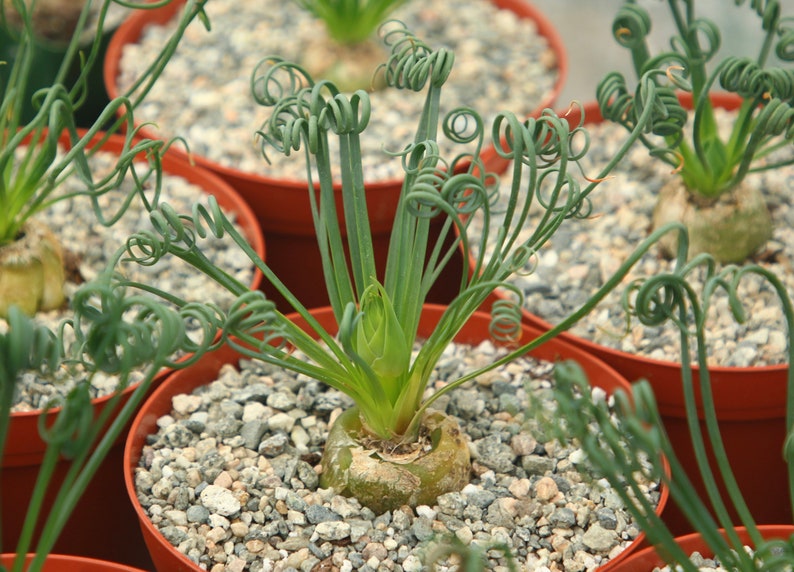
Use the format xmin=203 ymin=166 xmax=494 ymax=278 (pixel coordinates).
xmin=528 ymin=0 xmax=785 ymax=107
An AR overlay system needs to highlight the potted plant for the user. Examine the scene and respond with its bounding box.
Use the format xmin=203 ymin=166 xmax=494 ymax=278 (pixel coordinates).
xmin=91 ymin=22 xmax=683 ymax=570
xmin=126 ymin=305 xmax=663 ymax=571
xmin=0 ymin=0 xmax=266 ymax=566
xmin=596 ymin=0 xmax=794 ymax=263
xmin=467 ymin=0 xmax=794 ymax=531
xmin=0 ymin=0 xmax=211 ymax=318
xmin=1 ymin=130 xmax=265 ymax=568
xmin=0 ymin=264 xmax=228 ymax=571
xmin=538 ymin=257 xmax=794 ymax=572
xmin=102 ymin=0 xmax=567 ymax=309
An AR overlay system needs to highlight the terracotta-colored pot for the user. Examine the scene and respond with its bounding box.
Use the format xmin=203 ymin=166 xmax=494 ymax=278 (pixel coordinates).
xmin=125 ymin=304 xmax=667 ymax=572
xmin=476 ymin=93 xmax=791 ymax=534
xmin=608 ymin=525 xmax=794 ymax=572
xmin=1 ymin=131 xmax=266 ymax=569
xmin=103 ymin=0 xmax=568 ymax=310
xmin=0 ymin=553 xmax=149 ymax=572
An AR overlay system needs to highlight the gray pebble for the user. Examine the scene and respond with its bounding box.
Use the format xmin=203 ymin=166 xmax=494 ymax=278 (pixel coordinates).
xmin=267 ymin=391 xmax=298 ymax=411
xmin=159 ymin=525 xmax=188 ymax=546
xmin=464 ymin=488 xmax=497 ymax=509
xmin=258 ymin=433 xmax=289 ymax=457
xmin=550 ymin=507 xmax=578 ymax=529
xmin=240 ymin=419 xmax=269 ymax=450
xmin=522 ymin=454 xmax=556 ymax=475
xmin=473 ymin=434 xmax=517 ymax=474
xmin=410 ymin=517 xmax=435 ymax=542
xmin=595 ymin=508 xmax=618 ymax=530
xmin=214 ymin=418 xmax=243 ymax=439
xmin=582 ymin=524 xmax=619 ymax=552
xmin=186 ymin=505 xmax=211 ymax=524
xmin=314 ymin=521 xmax=351 ymax=541
xmin=305 ymin=505 xmax=342 ymax=524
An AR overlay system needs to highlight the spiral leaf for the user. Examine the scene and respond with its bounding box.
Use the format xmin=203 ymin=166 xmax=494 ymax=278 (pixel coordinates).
xmin=380 ymin=21 xmax=454 ymax=91
xmin=38 ymin=382 xmax=94 ymax=459
xmin=719 ymin=56 xmax=794 ymax=100
xmin=488 ymin=294 xmax=522 ymax=344
xmin=612 ymin=3 xmax=652 ymax=50
xmin=251 ymin=57 xmax=313 ymax=107
xmin=1 ymin=306 xmax=61 ymax=382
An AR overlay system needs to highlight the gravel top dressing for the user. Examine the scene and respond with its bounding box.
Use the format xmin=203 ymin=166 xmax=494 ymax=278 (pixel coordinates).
xmin=135 ymin=341 xmax=661 ymax=572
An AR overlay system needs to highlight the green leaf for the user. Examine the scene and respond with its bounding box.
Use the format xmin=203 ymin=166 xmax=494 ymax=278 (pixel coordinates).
xmin=350 ymin=282 xmax=411 ymax=403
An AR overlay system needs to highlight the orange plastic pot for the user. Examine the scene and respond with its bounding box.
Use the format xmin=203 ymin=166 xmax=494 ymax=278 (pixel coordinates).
xmin=0 ymin=553 xmax=149 ymax=572
xmin=124 ymin=304 xmax=667 ymax=572
xmin=476 ymin=93 xmax=791 ymax=534
xmin=1 ymin=131 xmax=265 ymax=569
xmin=104 ymin=0 xmax=567 ymax=310
xmin=606 ymin=526 xmax=794 ymax=572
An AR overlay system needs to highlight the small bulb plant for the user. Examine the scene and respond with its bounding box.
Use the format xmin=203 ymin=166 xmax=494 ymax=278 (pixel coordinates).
xmin=596 ymin=0 xmax=794 ymax=263
xmin=539 ymin=252 xmax=794 ymax=571
xmin=290 ymin=0 xmax=411 ymax=91
xmin=0 ymin=279 xmax=218 ymax=571
xmin=99 ymin=22 xmax=676 ymax=516
xmin=0 ymin=0 xmax=210 ymax=318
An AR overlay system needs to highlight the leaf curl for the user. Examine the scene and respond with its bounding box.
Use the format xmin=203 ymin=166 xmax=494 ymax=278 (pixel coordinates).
xmin=379 ymin=20 xmax=454 ymax=91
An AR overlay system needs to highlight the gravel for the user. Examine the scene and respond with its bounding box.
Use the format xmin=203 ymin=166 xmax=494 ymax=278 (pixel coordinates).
xmin=7 ymin=149 xmax=256 ymax=411
xmin=134 ymin=340 xmax=662 ymax=571
xmin=467 ymin=108 xmax=794 ymax=368
xmin=113 ymin=0 xmax=560 ymax=183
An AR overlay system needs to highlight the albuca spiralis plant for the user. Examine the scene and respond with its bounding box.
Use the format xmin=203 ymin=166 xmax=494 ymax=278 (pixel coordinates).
xmin=0 ymin=277 xmax=221 ymax=571
xmin=96 ymin=22 xmax=674 ymax=512
xmin=597 ymin=0 xmax=794 ymax=262
xmin=0 ymin=0 xmax=209 ymax=318
xmin=540 ymin=254 xmax=794 ymax=571
xmin=292 ymin=0 xmax=409 ymax=45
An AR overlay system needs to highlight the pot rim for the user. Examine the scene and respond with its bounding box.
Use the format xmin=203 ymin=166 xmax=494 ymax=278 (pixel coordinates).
xmin=0 ymin=552 xmax=150 ymax=571
xmin=614 ymin=525 xmax=794 ymax=572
